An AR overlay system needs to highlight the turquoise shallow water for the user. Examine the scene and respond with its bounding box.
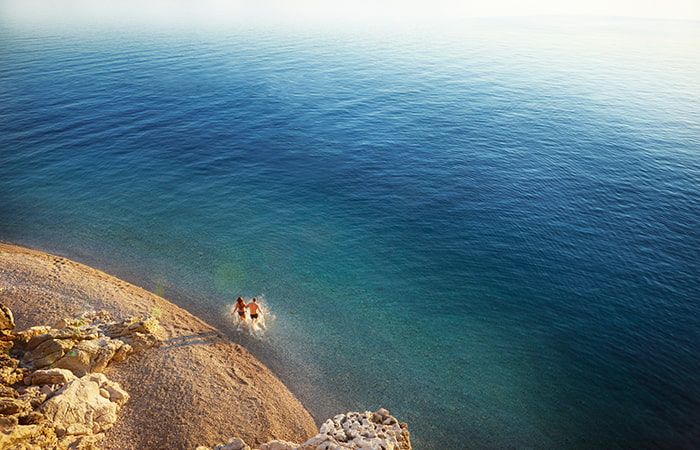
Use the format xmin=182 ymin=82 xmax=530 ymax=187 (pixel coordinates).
xmin=1 ymin=17 xmax=700 ymax=448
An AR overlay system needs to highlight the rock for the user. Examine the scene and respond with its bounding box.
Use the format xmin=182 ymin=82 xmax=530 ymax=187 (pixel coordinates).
xmin=0 ymin=352 xmax=25 ymax=385
xmin=0 ymin=302 xmax=15 ymax=335
xmin=211 ymin=409 xmax=412 ymax=450
xmin=297 ymin=410 xmax=411 ymax=450
xmin=215 ymin=437 xmax=251 ymax=450
xmin=0 ymin=384 xmax=19 ymax=398
xmin=19 ymin=410 xmax=45 ymax=425
xmin=16 ymin=312 xmax=161 ymax=378
xmin=25 ymin=329 xmax=74 ymax=352
xmin=0 ymin=338 xmax=13 ymax=352
xmin=0 ymin=306 xmax=153 ymax=449
xmin=26 ymin=337 xmax=74 ymax=369
xmin=0 ymin=414 xmax=18 ymax=428
xmin=259 ymin=439 xmax=299 ymax=450
xmin=0 ymin=423 xmax=59 ymax=449
xmin=52 ymin=336 xmax=125 ymax=377
xmin=103 ymin=316 xmax=162 ymax=351
xmin=40 ymin=373 xmax=129 ymax=436
xmin=25 ymin=368 xmax=76 ymax=386
xmin=18 ymin=385 xmax=48 ymax=409
xmin=0 ymin=397 xmax=27 ymax=415
xmin=103 ymin=384 xmax=128 ymax=406
xmin=12 ymin=326 xmax=51 ymax=350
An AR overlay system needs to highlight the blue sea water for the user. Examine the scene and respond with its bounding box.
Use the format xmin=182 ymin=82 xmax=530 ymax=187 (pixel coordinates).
xmin=1 ymin=15 xmax=700 ymax=449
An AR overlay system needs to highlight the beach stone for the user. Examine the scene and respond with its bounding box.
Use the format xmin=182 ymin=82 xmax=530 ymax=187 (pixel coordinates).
xmin=259 ymin=439 xmax=298 ymax=450
xmin=26 ymin=368 xmax=76 ymax=386
xmin=214 ymin=437 xmax=251 ymax=450
xmin=0 ymin=302 xmax=14 ymax=335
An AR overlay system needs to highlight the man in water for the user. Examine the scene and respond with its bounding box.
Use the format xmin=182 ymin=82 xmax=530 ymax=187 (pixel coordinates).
xmin=246 ymin=297 xmax=262 ymax=323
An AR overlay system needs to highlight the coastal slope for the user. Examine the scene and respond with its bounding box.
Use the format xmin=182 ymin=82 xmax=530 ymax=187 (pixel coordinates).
xmin=0 ymin=243 xmax=318 ymax=449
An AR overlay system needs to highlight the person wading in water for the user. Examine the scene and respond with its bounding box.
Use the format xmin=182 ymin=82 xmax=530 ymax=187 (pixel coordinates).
xmin=246 ymin=297 xmax=262 ymax=323
xmin=232 ymin=297 xmax=247 ymax=323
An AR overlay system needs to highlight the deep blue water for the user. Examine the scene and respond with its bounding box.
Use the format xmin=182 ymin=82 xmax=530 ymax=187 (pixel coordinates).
xmin=1 ymin=16 xmax=700 ymax=449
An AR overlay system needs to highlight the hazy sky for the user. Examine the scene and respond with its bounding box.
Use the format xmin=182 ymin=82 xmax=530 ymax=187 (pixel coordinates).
xmin=2 ymin=0 xmax=699 ymax=25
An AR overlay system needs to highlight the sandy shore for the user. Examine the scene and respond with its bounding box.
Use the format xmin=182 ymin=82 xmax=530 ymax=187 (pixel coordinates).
xmin=0 ymin=243 xmax=318 ymax=449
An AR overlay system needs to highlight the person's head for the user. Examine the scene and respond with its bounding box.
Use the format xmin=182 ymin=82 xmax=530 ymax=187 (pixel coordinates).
xmin=252 ymin=297 xmax=257 ymax=303
xmin=237 ymin=297 xmax=244 ymax=304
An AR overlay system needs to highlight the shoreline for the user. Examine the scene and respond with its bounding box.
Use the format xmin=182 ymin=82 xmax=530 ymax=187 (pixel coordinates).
xmin=0 ymin=242 xmax=318 ymax=448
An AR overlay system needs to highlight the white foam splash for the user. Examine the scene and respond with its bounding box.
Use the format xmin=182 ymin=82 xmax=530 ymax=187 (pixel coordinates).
xmin=224 ymin=294 xmax=272 ymax=339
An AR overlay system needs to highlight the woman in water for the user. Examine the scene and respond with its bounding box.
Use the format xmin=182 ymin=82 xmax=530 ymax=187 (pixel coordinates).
xmin=232 ymin=297 xmax=247 ymax=323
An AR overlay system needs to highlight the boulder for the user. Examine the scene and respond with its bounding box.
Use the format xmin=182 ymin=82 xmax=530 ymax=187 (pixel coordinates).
xmin=40 ymin=373 xmax=129 ymax=437
xmin=0 ymin=307 xmax=150 ymax=449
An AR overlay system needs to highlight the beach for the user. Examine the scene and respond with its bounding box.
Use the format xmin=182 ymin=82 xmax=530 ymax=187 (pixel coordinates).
xmin=0 ymin=242 xmax=318 ymax=449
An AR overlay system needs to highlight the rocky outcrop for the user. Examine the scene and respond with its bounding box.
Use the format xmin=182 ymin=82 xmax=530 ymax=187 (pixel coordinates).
xmin=13 ymin=311 xmax=161 ymax=377
xmin=298 ymin=409 xmax=411 ymax=450
xmin=202 ymin=409 xmax=412 ymax=450
xmin=0 ymin=303 xmax=160 ymax=450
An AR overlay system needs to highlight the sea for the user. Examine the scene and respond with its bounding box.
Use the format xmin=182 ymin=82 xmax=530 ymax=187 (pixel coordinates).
xmin=1 ymin=14 xmax=699 ymax=449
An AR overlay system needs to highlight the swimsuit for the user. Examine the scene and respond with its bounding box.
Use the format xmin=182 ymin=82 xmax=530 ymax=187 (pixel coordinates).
xmin=250 ymin=313 xmax=258 ymax=319
xmin=237 ymin=309 xmax=245 ymax=316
